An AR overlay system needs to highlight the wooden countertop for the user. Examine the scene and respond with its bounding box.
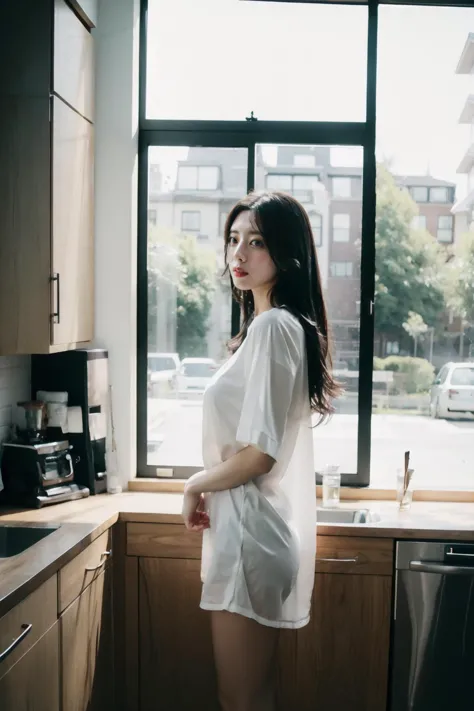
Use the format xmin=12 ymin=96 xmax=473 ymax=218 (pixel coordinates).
xmin=1 ymin=491 xmax=473 ymax=618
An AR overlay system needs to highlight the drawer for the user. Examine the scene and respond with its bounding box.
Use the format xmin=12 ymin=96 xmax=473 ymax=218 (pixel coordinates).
xmin=58 ymin=529 xmax=112 ymax=613
xmin=315 ymin=536 xmax=393 ymax=576
xmin=127 ymin=523 xmax=202 ymax=559
xmin=0 ymin=575 xmax=57 ymax=682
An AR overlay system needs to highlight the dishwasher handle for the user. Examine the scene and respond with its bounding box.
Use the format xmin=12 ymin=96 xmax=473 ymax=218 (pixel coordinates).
xmin=409 ymin=560 xmax=474 ymax=575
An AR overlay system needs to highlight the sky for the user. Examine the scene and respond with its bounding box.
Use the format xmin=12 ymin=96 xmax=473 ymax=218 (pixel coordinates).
xmin=146 ymin=0 xmax=474 ymax=200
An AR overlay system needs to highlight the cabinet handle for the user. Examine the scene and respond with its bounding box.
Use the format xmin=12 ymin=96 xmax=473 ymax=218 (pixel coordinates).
xmin=0 ymin=623 xmax=32 ymax=663
xmin=316 ymin=556 xmax=359 ymax=564
xmin=85 ymin=549 xmax=112 ymax=572
xmin=50 ymin=273 xmax=60 ymax=324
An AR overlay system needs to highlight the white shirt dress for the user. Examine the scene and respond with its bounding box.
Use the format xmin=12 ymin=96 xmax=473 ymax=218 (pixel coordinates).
xmin=200 ymin=307 xmax=317 ymax=629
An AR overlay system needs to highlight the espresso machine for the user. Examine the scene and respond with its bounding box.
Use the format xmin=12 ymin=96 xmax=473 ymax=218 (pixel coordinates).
xmin=0 ymin=400 xmax=89 ymax=508
xmin=31 ymin=349 xmax=110 ymax=495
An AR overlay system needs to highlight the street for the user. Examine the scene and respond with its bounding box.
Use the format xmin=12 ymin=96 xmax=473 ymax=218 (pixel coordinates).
xmin=147 ymin=397 xmax=474 ymax=490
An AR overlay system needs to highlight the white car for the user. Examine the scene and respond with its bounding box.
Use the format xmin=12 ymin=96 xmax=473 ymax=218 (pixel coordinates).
xmin=177 ymin=358 xmax=218 ymax=395
xmin=430 ymin=362 xmax=474 ymax=419
xmin=148 ymin=352 xmax=180 ymax=397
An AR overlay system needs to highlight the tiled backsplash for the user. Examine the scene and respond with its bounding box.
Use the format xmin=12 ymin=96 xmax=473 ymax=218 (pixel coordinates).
xmin=0 ymin=355 xmax=31 ymax=446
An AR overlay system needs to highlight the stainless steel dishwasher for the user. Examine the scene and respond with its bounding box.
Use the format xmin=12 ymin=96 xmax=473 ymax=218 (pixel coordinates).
xmin=390 ymin=540 xmax=474 ymax=711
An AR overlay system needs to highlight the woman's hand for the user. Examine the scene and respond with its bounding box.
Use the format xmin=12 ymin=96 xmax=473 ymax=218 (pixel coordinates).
xmin=182 ymin=489 xmax=210 ymax=532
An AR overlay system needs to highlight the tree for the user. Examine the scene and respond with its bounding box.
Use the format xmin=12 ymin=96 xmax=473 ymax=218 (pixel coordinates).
xmin=147 ymin=227 xmax=216 ymax=357
xmin=176 ymin=236 xmax=216 ymax=358
xmin=374 ymin=165 xmax=446 ymax=352
xmin=403 ymin=311 xmax=428 ymax=357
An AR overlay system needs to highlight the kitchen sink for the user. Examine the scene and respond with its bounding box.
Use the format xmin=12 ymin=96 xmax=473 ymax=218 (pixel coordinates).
xmin=317 ymin=507 xmax=381 ymax=524
xmin=0 ymin=524 xmax=60 ymax=558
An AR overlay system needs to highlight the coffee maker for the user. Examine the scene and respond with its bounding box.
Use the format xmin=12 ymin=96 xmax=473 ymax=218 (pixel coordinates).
xmin=31 ymin=349 xmax=109 ymax=494
xmin=0 ymin=401 xmax=89 ymax=508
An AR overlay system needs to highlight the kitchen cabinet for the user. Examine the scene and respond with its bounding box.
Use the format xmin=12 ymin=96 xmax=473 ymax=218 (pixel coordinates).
xmin=125 ymin=524 xmax=393 ymax=711
xmin=60 ymin=566 xmax=114 ymax=711
xmin=138 ymin=558 xmax=219 ymax=711
xmin=0 ymin=576 xmax=59 ymax=711
xmin=0 ymin=0 xmax=95 ymax=355
xmin=0 ymin=622 xmax=60 ymax=711
xmin=277 ymin=536 xmax=393 ymax=711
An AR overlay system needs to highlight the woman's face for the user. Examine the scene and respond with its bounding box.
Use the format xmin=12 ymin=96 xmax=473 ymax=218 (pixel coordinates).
xmin=227 ymin=210 xmax=277 ymax=292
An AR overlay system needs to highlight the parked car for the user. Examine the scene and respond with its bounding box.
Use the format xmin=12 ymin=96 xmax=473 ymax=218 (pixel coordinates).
xmin=147 ymin=352 xmax=180 ymax=397
xmin=430 ymin=362 xmax=474 ymax=419
xmin=177 ymin=358 xmax=218 ymax=395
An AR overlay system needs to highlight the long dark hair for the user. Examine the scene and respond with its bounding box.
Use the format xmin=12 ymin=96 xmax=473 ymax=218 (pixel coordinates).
xmin=223 ymin=190 xmax=340 ymax=421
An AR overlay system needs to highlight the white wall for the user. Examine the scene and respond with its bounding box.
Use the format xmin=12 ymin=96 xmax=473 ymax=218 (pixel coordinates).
xmin=93 ymin=0 xmax=140 ymax=488
xmin=0 ymin=356 xmax=30 ymax=489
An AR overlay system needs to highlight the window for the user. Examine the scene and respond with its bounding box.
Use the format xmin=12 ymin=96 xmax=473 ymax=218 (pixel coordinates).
xmin=332 ymin=177 xmax=351 ymax=198
xmin=266 ymin=174 xmax=292 ymax=191
xmin=450 ymin=366 xmax=474 ymax=386
xmin=146 ymin=0 xmax=368 ymax=121
xmin=373 ymin=3 xmax=474 ymax=491
xmin=429 ymin=187 xmax=449 ymax=203
xmin=410 ymin=186 xmax=428 ymax=202
xmin=181 ymin=211 xmax=201 ymax=232
xmin=140 ymin=2 xmax=474 ymax=492
xmin=294 ymin=154 xmax=316 ymax=168
xmin=410 ymin=215 xmax=426 ymax=231
xmin=148 ymin=209 xmax=157 ymax=226
xmin=333 ymin=213 xmax=350 ymax=242
xmin=177 ymin=165 xmax=219 ymax=190
xmin=309 ymin=212 xmax=323 ymax=247
xmin=437 ymin=215 xmax=453 ymax=243
xmin=330 ymin=261 xmax=353 ymax=277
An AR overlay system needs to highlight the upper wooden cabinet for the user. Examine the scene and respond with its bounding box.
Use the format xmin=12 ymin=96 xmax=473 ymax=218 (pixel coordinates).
xmin=66 ymin=0 xmax=98 ymax=30
xmin=54 ymin=0 xmax=95 ymax=121
xmin=0 ymin=0 xmax=95 ymax=355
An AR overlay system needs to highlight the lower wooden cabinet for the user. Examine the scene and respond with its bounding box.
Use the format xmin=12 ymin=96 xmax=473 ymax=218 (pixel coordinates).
xmin=277 ymin=572 xmax=392 ymax=711
xmin=138 ymin=557 xmax=219 ymax=711
xmin=0 ymin=621 xmax=60 ymax=711
xmin=126 ymin=524 xmax=394 ymax=711
xmin=60 ymin=565 xmax=114 ymax=711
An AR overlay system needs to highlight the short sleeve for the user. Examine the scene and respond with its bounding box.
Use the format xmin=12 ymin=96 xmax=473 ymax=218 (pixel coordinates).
xmin=235 ymin=311 xmax=302 ymax=461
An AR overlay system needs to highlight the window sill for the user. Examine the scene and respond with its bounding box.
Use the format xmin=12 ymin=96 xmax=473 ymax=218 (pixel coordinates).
xmin=128 ymin=477 xmax=474 ymax=503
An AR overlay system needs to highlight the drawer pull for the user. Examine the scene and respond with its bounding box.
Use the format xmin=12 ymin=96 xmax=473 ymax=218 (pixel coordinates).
xmin=317 ymin=556 xmax=359 ymax=564
xmin=0 ymin=623 xmax=33 ymax=663
xmin=84 ymin=549 xmax=112 ymax=572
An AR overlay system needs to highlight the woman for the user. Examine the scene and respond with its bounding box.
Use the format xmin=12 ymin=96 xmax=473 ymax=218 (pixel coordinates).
xmin=181 ymin=190 xmax=339 ymax=711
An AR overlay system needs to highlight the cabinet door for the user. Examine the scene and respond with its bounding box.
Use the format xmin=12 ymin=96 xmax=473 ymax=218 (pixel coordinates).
xmin=0 ymin=622 xmax=59 ymax=711
xmin=51 ymin=96 xmax=94 ymax=347
xmin=276 ymin=572 xmax=392 ymax=711
xmin=60 ymin=566 xmax=114 ymax=711
xmin=139 ymin=557 xmax=219 ymax=711
xmin=54 ymin=0 xmax=94 ymax=121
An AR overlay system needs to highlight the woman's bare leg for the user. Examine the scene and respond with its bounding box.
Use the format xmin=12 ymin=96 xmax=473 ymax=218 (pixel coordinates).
xmin=211 ymin=610 xmax=279 ymax=711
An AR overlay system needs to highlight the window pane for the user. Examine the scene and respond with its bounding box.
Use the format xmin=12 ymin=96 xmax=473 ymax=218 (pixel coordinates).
xmin=181 ymin=211 xmax=201 ymax=232
xmin=256 ymin=144 xmax=363 ymax=476
xmin=410 ymin=186 xmax=428 ymax=202
xmin=374 ymin=4 xmax=474 ymax=491
xmin=430 ymin=186 xmax=448 ymax=202
xmin=333 ymin=213 xmax=350 ymax=242
xmin=147 ymin=146 xmax=247 ymax=468
xmin=177 ymin=166 xmax=197 ymax=190
xmin=146 ymin=0 xmax=367 ymax=121
xmin=198 ymin=167 xmax=219 ymax=190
